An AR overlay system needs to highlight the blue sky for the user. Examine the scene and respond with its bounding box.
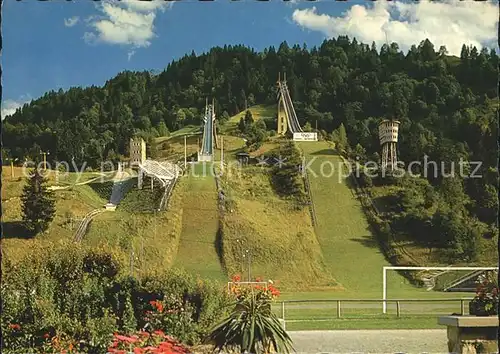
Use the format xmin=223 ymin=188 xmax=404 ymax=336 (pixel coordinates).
xmin=1 ymin=0 xmax=498 ymax=118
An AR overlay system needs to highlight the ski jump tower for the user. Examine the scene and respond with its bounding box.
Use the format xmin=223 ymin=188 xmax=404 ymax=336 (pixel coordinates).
xmin=378 ymin=119 xmax=400 ymax=173
xmin=198 ymin=98 xmax=217 ymax=162
xmin=277 ymin=72 xmax=317 ymax=141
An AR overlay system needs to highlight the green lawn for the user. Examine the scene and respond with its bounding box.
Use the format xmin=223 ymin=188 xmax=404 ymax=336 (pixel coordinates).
xmin=156 ymin=125 xmax=201 ymax=144
xmin=281 ymin=316 xmax=443 ymax=330
xmin=173 ymin=162 xmax=226 ymax=281
xmin=228 ymin=104 xmax=276 ymax=123
xmin=219 ymin=163 xmax=333 ymax=289
xmin=222 ymin=104 xmax=276 ymax=135
xmin=271 ymin=295 xmax=473 ymax=330
xmin=297 ymin=141 xmax=428 ymax=298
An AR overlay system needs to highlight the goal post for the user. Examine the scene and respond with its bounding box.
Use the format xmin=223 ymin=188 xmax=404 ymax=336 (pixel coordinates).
xmin=382 ymin=266 xmax=498 ymax=314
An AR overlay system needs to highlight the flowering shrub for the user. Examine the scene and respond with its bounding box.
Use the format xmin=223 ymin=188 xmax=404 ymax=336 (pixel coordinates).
xmin=40 ymin=332 xmax=79 ymax=354
xmin=1 ymin=246 xmax=230 ymax=352
xmin=143 ymin=294 xmax=197 ymax=344
xmin=470 ymin=271 xmax=498 ymax=315
xmin=108 ymin=330 xmax=190 ymax=354
xmin=205 ymin=275 xmax=293 ymax=353
xmin=228 ymin=275 xmax=281 ymax=303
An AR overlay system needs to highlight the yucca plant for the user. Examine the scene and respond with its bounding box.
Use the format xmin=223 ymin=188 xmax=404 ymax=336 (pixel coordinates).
xmin=204 ymin=279 xmax=293 ymax=353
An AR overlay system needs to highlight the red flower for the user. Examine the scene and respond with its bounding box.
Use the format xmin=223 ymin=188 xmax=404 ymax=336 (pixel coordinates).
xmin=143 ymin=346 xmax=158 ymax=351
xmin=232 ymin=274 xmax=241 ymax=282
xmin=9 ymin=324 xmax=21 ymax=331
xmin=114 ymin=334 xmax=138 ymax=343
xmin=150 ymin=300 xmax=164 ymax=312
xmin=43 ymin=333 xmax=50 ymax=339
xmin=255 ymin=277 xmax=262 ymax=282
xmin=153 ymin=330 xmax=166 ymax=337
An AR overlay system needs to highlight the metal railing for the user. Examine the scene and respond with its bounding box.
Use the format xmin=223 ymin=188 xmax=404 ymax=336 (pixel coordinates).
xmin=273 ymin=298 xmax=474 ymax=330
xmin=73 ymin=208 xmax=106 ymax=242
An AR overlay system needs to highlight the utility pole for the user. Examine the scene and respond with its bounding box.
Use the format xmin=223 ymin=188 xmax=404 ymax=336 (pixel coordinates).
xmin=184 ymin=135 xmax=187 ymax=169
xmin=130 ymin=248 xmax=134 ymax=276
xmin=245 ymin=249 xmax=251 ymax=282
xmin=141 ymin=235 xmax=144 ymax=271
xmin=315 ymin=120 xmax=318 ymax=132
xmin=248 ymin=250 xmax=252 ymax=282
xmin=40 ymin=150 xmax=50 ymax=171
xmin=220 ymin=135 xmax=224 ymax=172
xmin=10 ymin=160 xmax=14 ymax=179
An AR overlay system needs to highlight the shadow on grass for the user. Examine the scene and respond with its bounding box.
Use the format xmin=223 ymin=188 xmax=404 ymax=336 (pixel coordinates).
xmin=349 ymin=235 xmax=381 ymax=249
xmin=214 ymin=223 xmax=227 ymax=274
xmin=2 ymin=221 xmax=34 ymax=239
xmin=309 ymin=149 xmax=337 ymax=156
xmin=88 ymin=181 xmax=114 ymax=200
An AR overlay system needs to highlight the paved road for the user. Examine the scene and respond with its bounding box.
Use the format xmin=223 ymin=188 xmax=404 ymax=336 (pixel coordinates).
xmin=289 ymin=329 xmax=448 ymax=353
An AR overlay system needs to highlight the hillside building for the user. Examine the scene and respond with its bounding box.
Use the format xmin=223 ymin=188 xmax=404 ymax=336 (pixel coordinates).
xmin=130 ymin=137 xmax=146 ymax=169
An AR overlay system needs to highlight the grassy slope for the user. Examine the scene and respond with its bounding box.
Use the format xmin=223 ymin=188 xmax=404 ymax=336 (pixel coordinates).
xmin=222 ymin=104 xmax=276 ymax=135
xmin=295 ymin=141 xmax=427 ymax=299
xmin=2 ymin=168 xmax=108 ymax=263
xmin=220 ymin=164 xmax=335 ymax=290
xmin=86 ymin=179 xmax=184 ymax=275
xmin=173 ymin=162 xmax=225 ymax=281
xmin=155 ymin=125 xmax=201 ymax=144
xmin=228 ymin=104 xmax=275 ymax=123
xmin=3 ymin=167 xmax=183 ymax=274
xmin=211 ymin=135 xmax=332 ymax=290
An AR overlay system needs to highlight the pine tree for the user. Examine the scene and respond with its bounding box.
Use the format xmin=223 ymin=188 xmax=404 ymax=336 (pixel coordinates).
xmin=21 ymin=169 xmax=56 ymax=235
xmin=244 ymin=110 xmax=254 ymax=126
xmin=157 ymin=120 xmax=169 ymax=137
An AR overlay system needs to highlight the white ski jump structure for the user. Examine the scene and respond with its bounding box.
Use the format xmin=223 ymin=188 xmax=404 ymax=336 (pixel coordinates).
xmin=277 ymin=72 xmax=317 ymax=141
xmin=138 ymin=160 xmax=182 ymax=189
xmin=138 ymin=159 xmax=182 ymax=211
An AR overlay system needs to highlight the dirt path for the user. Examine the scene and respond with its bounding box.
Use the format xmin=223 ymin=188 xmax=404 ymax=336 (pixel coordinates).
xmin=289 ymin=329 xmax=448 ymax=352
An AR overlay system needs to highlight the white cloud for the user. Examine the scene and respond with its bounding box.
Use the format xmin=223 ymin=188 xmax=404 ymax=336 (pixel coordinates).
xmin=64 ymin=16 xmax=80 ymax=27
xmin=128 ymin=50 xmax=136 ymax=61
xmin=1 ymin=96 xmax=31 ymax=120
xmin=292 ymin=1 xmax=498 ymax=56
xmin=84 ymin=0 xmax=171 ymax=49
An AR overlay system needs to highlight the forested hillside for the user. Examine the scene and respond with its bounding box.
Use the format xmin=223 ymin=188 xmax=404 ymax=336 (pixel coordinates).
xmin=3 ymin=36 xmax=498 ymax=261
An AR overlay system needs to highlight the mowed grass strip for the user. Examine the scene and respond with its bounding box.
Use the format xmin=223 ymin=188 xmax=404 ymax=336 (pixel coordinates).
xmin=220 ymin=161 xmax=335 ymax=290
xmin=281 ymin=316 xmax=443 ymax=330
xmin=297 ymin=141 xmax=420 ymax=298
xmin=174 ymin=162 xmax=226 ymax=281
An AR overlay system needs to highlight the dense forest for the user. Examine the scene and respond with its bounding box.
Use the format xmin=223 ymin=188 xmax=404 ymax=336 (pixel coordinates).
xmin=3 ymin=37 xmax=498 ymax=260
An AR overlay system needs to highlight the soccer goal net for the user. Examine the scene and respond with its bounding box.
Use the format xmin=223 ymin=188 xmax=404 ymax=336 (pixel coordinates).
xmin=382 ymin=266 xmax=498 ymax=314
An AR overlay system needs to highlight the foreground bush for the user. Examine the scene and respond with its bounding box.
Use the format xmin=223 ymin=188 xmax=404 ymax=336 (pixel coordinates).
xmin=1 ymin=244 xmax=230 ymax=353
